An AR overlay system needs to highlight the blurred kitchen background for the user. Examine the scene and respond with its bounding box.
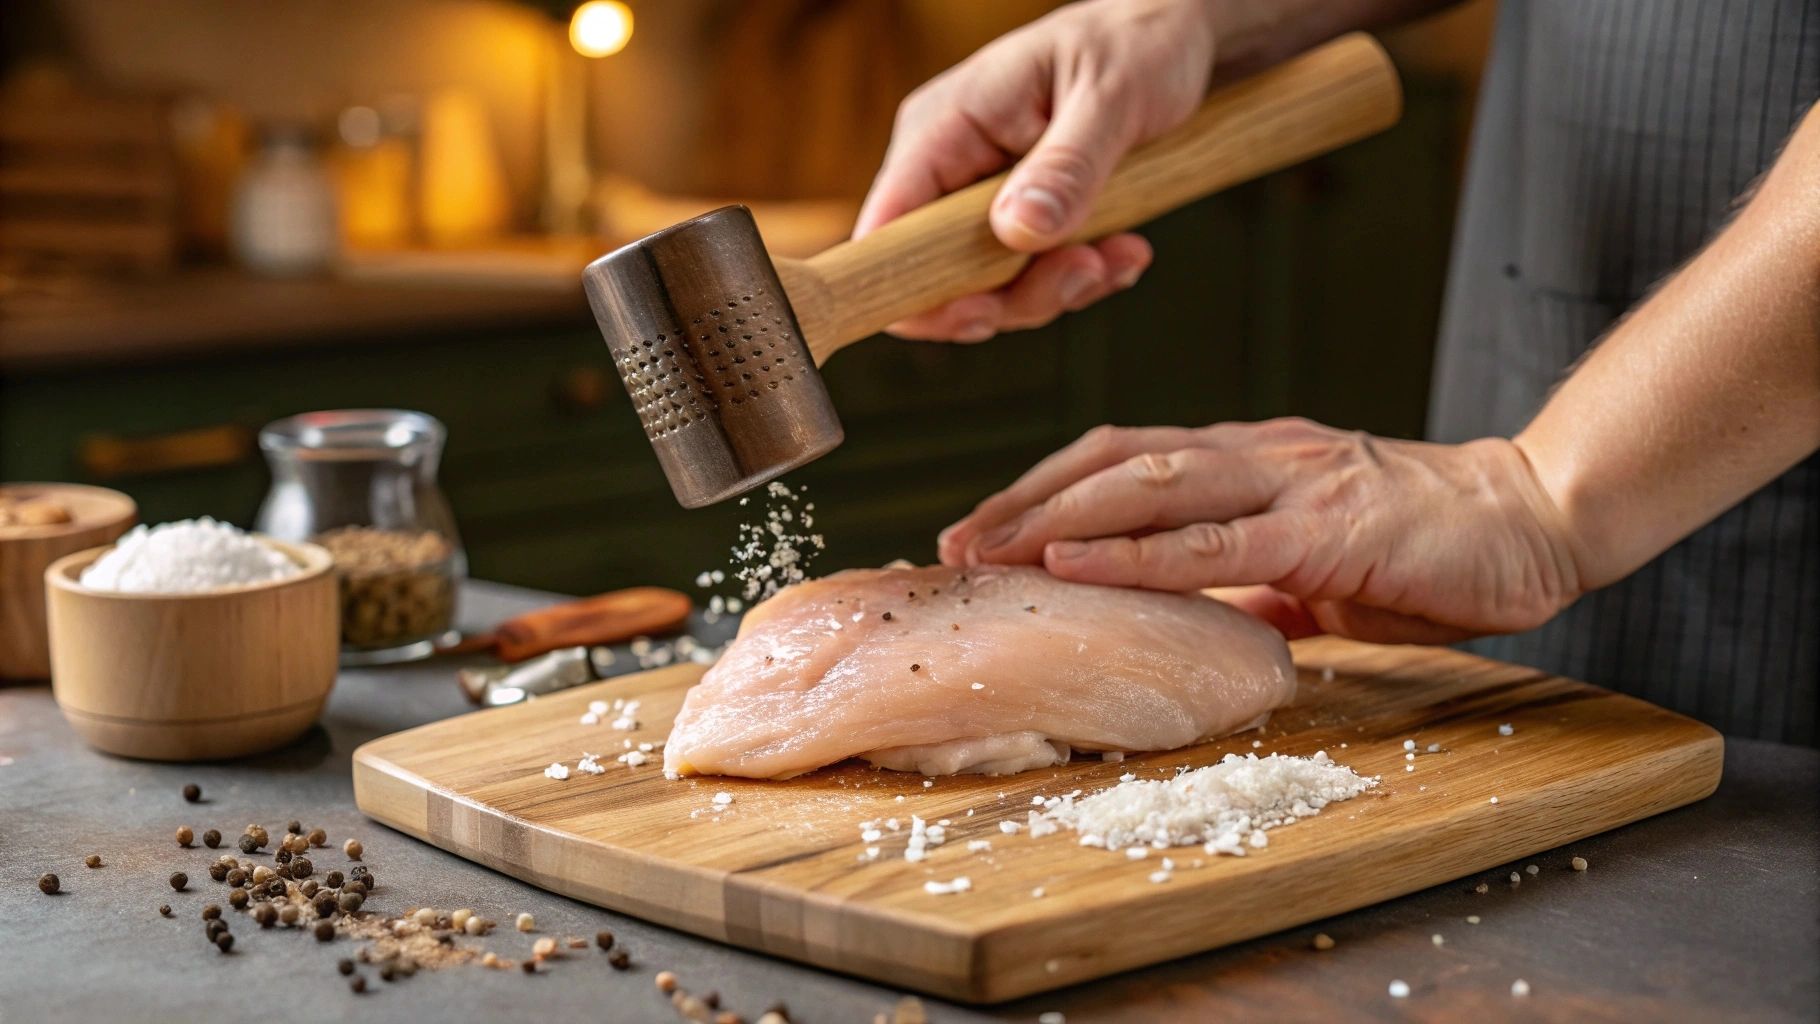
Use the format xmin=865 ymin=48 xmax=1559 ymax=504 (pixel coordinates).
xmin=0 ymin=0 xmax=1494 ymax=596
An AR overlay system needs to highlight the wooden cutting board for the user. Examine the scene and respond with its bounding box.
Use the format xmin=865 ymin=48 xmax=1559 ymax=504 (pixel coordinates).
xmin=353 ymin=637 xmax=1722 ymax=1002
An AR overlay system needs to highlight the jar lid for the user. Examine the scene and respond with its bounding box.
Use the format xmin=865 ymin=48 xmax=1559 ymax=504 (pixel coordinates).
xmin=260 ymin=410 xmax=445 ymax=461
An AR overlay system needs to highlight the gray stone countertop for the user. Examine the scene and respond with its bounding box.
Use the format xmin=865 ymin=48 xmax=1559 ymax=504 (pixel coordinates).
xmin=1 ymin=581 xmax=1815 ymax=1023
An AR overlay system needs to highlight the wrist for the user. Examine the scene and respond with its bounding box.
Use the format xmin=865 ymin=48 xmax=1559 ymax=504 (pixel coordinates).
xmin=1507 ymin=431 xmax=1599 ymax=596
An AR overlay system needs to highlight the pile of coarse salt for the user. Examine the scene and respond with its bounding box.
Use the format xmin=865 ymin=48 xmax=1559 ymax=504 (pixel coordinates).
xmin=1035 ymin=751 xmax=1377 ymax=856
xmin=80 ymin=518 xmax=299 ymax=593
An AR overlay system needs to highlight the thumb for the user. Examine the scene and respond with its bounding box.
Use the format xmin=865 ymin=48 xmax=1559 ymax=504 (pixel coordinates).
xmin=991 ymin=89 xmax=1133 ymax=252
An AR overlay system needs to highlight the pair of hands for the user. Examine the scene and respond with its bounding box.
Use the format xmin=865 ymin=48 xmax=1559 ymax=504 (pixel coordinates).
xmin=856 ymin=0 xmax=1592 ymax=643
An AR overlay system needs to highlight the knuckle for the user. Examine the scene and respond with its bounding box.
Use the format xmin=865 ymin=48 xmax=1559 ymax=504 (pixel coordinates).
xmin=1125 ymin=451 xmax=1185 ymax=487
xmin=1179 ymin=522 xmax=1232 ymax=561
xmin=1078 ymin=423 xmax=1125 ymax=453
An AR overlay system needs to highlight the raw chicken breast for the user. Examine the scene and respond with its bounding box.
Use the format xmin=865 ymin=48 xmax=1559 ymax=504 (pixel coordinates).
xmin=665 ymin=564 xmax=1295 ymax=780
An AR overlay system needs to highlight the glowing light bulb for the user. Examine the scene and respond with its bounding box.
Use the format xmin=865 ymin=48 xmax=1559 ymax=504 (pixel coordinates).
xmin=570 ymin=0 xmax=633 ymax=58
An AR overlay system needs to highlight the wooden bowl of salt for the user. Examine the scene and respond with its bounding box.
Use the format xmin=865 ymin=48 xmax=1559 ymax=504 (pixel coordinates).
xmin=0 ymin=483 xmax=137 ymax=679
xmin=45 ymin=532 xmax=339 ymax=761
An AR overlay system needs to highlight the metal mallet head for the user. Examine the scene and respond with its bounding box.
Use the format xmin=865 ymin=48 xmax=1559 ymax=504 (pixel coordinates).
xmin=582 ymin=34 xmax=1402 ymax=509
xmin=582 ymin=207 xmax=841 ymax=509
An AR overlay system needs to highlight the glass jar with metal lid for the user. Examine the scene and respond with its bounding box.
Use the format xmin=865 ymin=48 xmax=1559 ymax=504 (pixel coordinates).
xmin=256 ymin=409 xmax=465 ymax=664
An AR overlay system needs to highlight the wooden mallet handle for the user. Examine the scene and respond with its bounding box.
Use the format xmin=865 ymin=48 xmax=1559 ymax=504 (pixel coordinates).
xmin=776 ymin=32 xmax=1403 ymax=365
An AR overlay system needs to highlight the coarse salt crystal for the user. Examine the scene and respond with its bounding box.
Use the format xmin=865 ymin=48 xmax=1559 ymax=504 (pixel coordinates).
xmin=711 ymin=792 xmax=733 ymax=805
xmin=1467 ymin=915 xmax=1480 ymax=924
xmin=1125 ymin=847 xmax=1148 ymax=860
xmin=861 ymin=829 xmax=882 ymax=843
xmin=1498 ymin=723 xmax=1515 ymax=736
xmin=1032 ymin=796 xmax=1046 ymax=806
xmin=1431 ymin=934 xmax=1444 ymax=946
xmin=1148 ymin=870 xmax=1171 ymax=883
xmin=588 ymin=700 xmax=608 ymax=715
xmin=1404 ymin=740 xmax=1416 ymax=751
xmin=1389 ymin=980 xmax=1410 ymax=998
xmin=923 ymin=876 xmax=970 ymax=895
xmin=1119 ymin=773 xmax=1137 ymax=783
xmin=579 ymin=712 xmax=599 ymax=725
xmin=967 ymin=840 xmax=991 ymax=852
xmin=1031 ymin=887 xmax=1045 ymax=898
xmin=622 ymin=751 xmax=647 ymax=767
xmin=923 ymin=780 xmax=934 ymax=788
xmin=1427 ymin=743 xmax=1440 ymax=752
xmin=1490 ymin=797 xmax=1499 ymax=804
xmin=1511 ymin=979 xmax=1530 ymax=997
xmin=999 ymin=821 xmax=1022 ymax=835
xmin=544 ymin=763 xmax=570 ymax=780
xmin=970 ymin=682 xmax=985 ymax=690
xmin=576 ymin=754 xmax=605 ymax=775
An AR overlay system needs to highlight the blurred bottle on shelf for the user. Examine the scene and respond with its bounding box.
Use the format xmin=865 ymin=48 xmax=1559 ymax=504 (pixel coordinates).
xmin=168 ymin=96 xmax=248 ymax=261
xmin=231 ymin=125 xmax=338 ymax=276
xmin=332 ymin=103 xmax=413 ymax=250
xmin=418 ymin=89 xmax=510 ymax=247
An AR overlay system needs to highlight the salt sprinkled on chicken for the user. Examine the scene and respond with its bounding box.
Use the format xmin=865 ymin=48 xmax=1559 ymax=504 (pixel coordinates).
xmin=730 ymin=482 xmax=824 ymax=602
xmin=1034 ymin=751 xmax=1376 ymax=854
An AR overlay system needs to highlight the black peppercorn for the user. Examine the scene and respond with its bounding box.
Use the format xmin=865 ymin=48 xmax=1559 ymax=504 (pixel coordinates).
xmin=224 ymin=867 xmax=246 ymax=886
xmin=607 ymin=949 xmax=630 ymax=970
xmin=315 ymin=920 xmax=336 ymax=942
xmin=182 ymin=783 xmax=201 ymax=803
xmin=910 ymin=663 xmax=920 ymax=672
xmin=208 ymin=863 xmax=228 ymax=882
xmin=349 ymin=865 xmax=370 ymax=880
xmin=205 ymin=918 xmax=226 ymax=939
xmin=215 ymin=933 xmax=234 ymax=953
xmin=252 ymin=903 xmax=276 ymax=928
xmin=338 ymin=891 xmax=364 ymax=914
xmin=169 ymin=872 xmax=188 ymax=891
xmin=274 ymin=862 xmax=293 ymax=880
xmin=299 ymin=880 xmax=318 ymax=898
xmin=286 ymin=820 xmax=302 ymax=835
xmin=703 ymin=991 xmax=720 ymax=1010
xmin=228 ymin=889 xmax=249 ymax=910
xmin=159 ymin=904 xmax=172 ymax=917
xmin=274 ymin=847 xmax=292 ymax=864
xmin=202 ymin=904 xmax=221 ymax=921
xmin=314 ymin=894 xmax=338 ymax=919
xmin=881 ymin=611 xmax=892 ymax=620
xmin=323 ymin=870 xmax=344 ymax=889
xmin=380 ymin=964 xmax=396 ymax=982
xmin=238 ymin=833 xmax=259 ymax=855
xmin=520 ymin=960 xmax=536 ymax=975
xmin=291 ymin=857 xmax=313 ymax=878
xmin=596 ymin=930 xmax=614 ymax=951
xmin=202 ymin=829 xmax=221 ymax=849
xmin=265 ymin=879 xmax=286 ymax=898
xmin=37 ymin=873 xmax=59 ymax=894
xmin=337 ymin=958 xmax=355 ymax=976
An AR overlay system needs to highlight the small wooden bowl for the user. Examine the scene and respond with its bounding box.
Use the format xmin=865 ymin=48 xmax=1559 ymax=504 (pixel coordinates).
xmin=0 ymin=483 xmax=137 ymax=679
xmin=45 ymin=537 xmax=339 ymax=761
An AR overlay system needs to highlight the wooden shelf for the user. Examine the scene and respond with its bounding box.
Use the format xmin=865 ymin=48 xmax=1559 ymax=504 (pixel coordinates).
xmin=0 ymin=268 xmax=592 ymax=372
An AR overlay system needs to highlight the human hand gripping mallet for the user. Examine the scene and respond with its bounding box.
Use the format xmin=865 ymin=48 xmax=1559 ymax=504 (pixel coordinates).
xmin=582 ymin=33 xmax=1401 ymax=508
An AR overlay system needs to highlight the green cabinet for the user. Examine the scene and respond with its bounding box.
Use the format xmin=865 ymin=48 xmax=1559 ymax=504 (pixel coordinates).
xmin=1 ymin=80 xmax=1459 ymax=596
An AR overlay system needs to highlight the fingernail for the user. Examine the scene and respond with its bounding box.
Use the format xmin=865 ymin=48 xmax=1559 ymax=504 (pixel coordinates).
xmin=976 ymin=523 xmax=1019 ymax=550
xmin=1059 ymin=270 xmax=1096 ymax=308
xmin=1114 ymin=264 xmax=1142 ymax=289
xmin=1048 ymin=541 xmax=1090 ymax=560
xmin=1010 ymin=187 xmax=1065 ymax=237
xmin=955 ymin=319 xmax=995 ymax=343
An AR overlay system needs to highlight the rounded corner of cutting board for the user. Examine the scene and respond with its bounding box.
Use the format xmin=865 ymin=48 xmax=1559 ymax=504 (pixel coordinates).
xmin=351 ymin=739 xmax=432 ymax=837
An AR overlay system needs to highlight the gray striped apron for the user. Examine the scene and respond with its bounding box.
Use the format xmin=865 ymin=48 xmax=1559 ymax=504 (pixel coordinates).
xmin=1428 ymin=0 xmax=1820 ymax=745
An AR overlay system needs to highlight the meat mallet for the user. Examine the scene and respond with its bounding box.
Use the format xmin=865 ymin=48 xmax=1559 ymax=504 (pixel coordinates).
xmin=583 ymin=32 xmax=1402 ymax=509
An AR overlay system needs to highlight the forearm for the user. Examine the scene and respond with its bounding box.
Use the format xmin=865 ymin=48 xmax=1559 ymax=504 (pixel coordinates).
xmin=1515 ymin=106 xmax=1820 ymax=591
xmin=1203 ymin=0 xmax=1464 ymax=82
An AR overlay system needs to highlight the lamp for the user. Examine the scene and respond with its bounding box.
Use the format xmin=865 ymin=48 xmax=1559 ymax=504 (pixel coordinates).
xmin=570 ymin=1 xmax=633 ymax=58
